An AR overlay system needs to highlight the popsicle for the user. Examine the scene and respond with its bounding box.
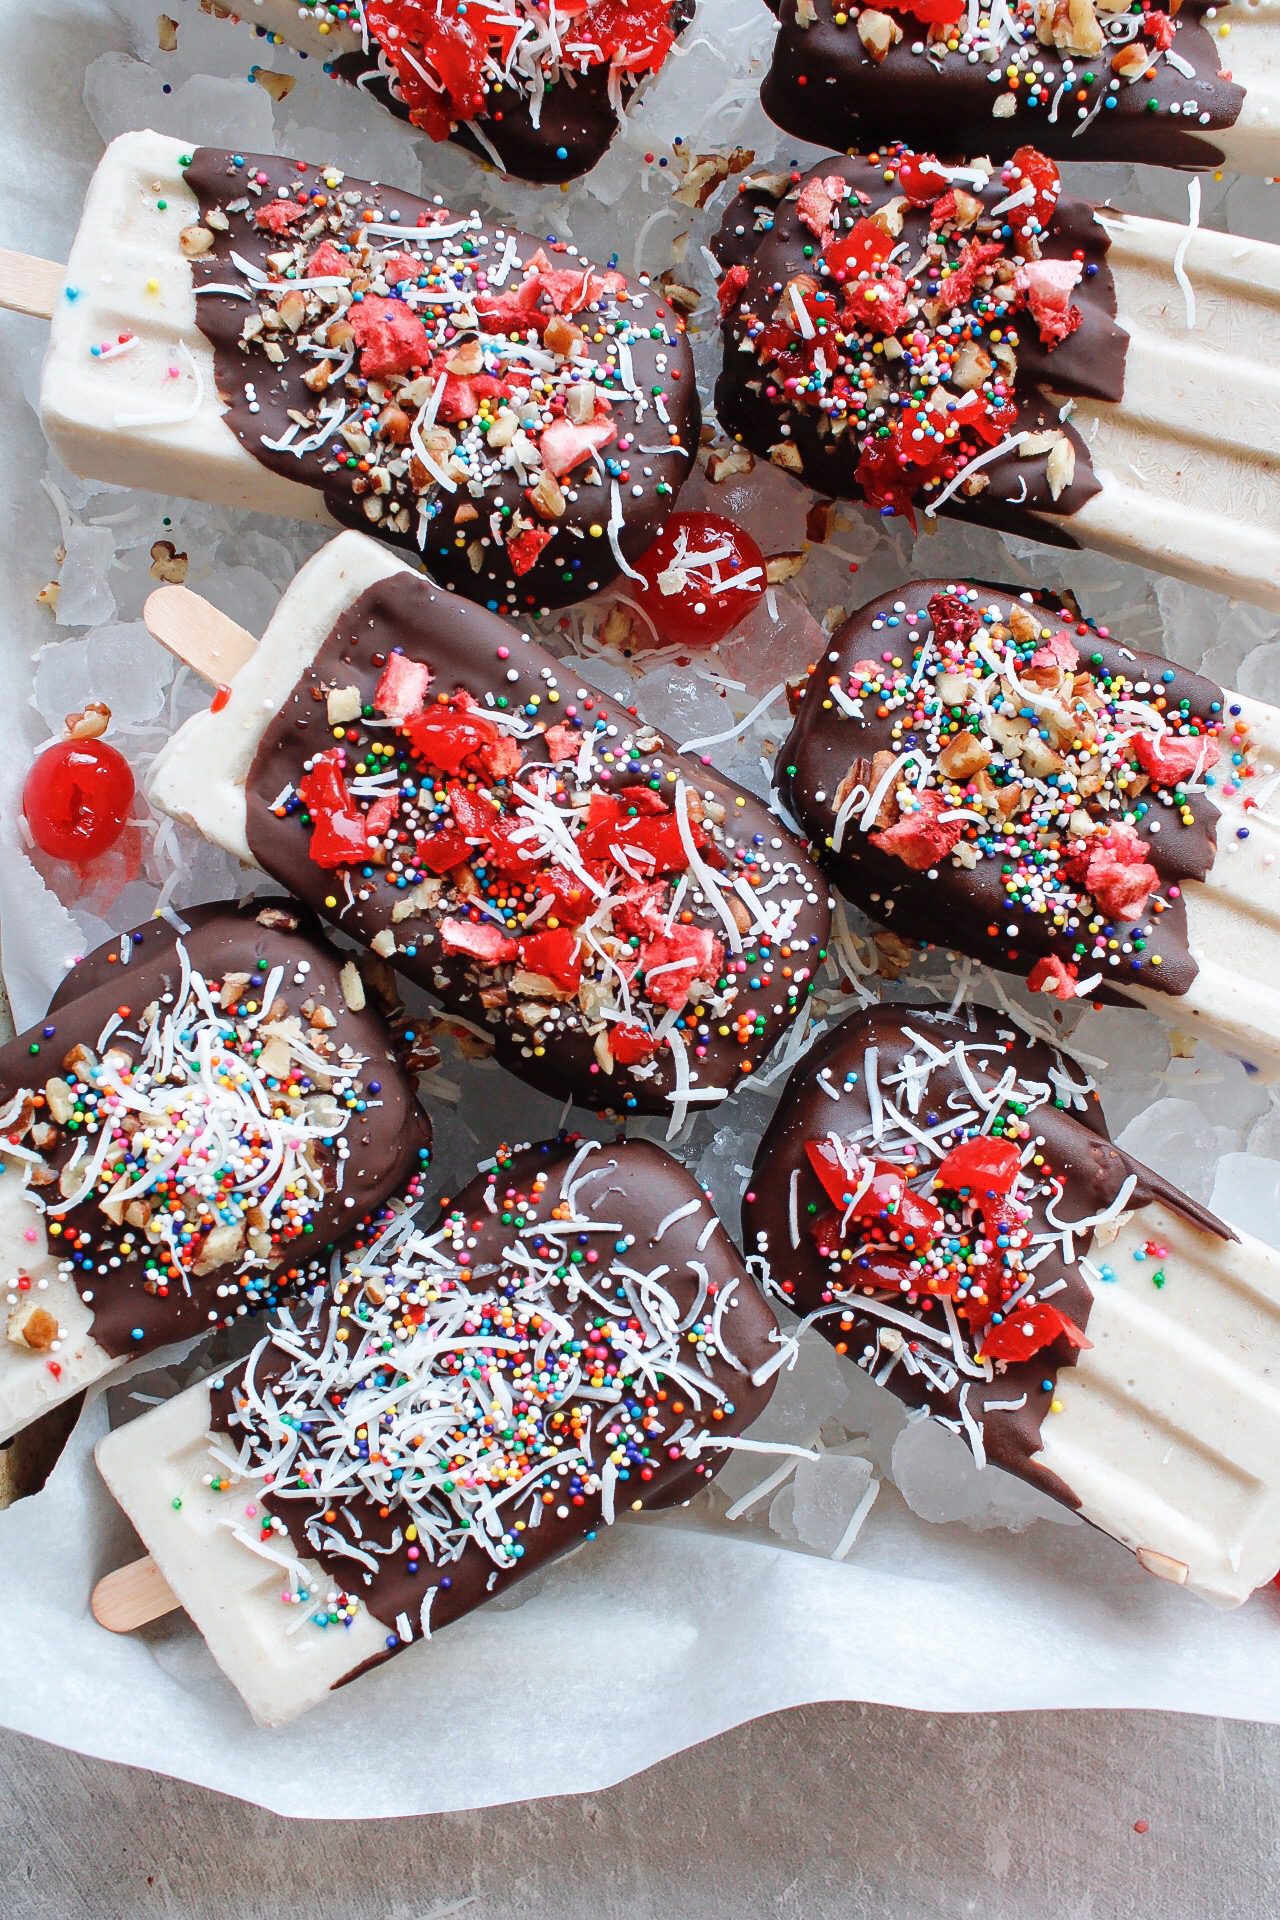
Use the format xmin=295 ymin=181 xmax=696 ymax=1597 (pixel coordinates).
xmin=758 ymin=0 xmax=1280 ymax=174
xmin=232 ymin=0 xmax=692 ymax=183
xmin=141 ymin=529 xmax=832 ymax=1125
xmin=1 ymin=130 xmax=698 ymax=613
xmin=0 ymin=899 xmax=432 ymax=1446
xmin=94 ymin=1134 xmax=779 ymax=1725
xmin=713 ymin=146 xmax=1280 ymax=609
xmin=743 ymin=1002 xmax=1280 ymax=1606
xmin=776 ymin=578 xmax=1280 ymax=1070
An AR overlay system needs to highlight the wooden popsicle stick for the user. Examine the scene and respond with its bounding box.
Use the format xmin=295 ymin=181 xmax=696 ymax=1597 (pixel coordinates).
xmin=92 ymin=1555 xmax=181 ymax=1632
xmin=144 ymin=585 xmax=258 ymax=686
xmin=0 ymin=248 xmax=64 ymax=321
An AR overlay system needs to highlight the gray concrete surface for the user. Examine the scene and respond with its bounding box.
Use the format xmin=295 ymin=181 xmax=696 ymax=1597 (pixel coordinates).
xmin=2 ymin=1704 xmax=1276 ymax=1919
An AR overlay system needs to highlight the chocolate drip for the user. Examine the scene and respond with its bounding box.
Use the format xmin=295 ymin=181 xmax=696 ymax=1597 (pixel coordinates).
xmin=777 ymin=578 xmax=1227 ymax=1002
xmin=742 ymin=1003 xmax=1232 ymax=1503
xmin=0 ymin=900 xmax=430 ymax=1360
xmin=208 ymin=1137 xmax=778 ymax=1669
xmin=332 ymin=1 xmax=694 ymax=184
xmin=761 ymin=0 xmax=1245 ymax=170
xmin=243 ymin=568 xmax=832 ymax=1114
xmin=713 ymin=154 xmax=1127 ymax=540
xmin=183 ymin=147 xmax=698 ymax=612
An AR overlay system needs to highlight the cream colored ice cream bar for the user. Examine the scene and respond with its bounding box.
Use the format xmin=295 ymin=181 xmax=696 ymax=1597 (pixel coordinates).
xmin=760 ymin=0 xmax=1279 ymax=177
xmin=714 ymin=149 xmax=1280 ymax=611
xmin=95 ymin=1137 xmax=779 ymax=1726
xmin=142 ymin=528 xmax=832 ymax=1123
xmin=777 ymin=580 xmax=1280 ymax=1073
xmin=22 ymin=130 xmax=697 ymax=613
xmin=744 ymin=1004 xmax=1280 ymax=1607
xmin=227 ymin=0 xmax=690 ymax=183
xmin=0 ymin=900 xmax=430 ymax=1447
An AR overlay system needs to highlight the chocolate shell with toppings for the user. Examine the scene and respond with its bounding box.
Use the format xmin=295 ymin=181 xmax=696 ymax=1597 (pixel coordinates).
xmin=0 ymin=900 xmax=431 ymax=1443
xmin=183 ymin=147 xmax=698 ymax=611
xmin=326 ymin=0 xmax=694 ymax=184
xmin=759 ymin=0 xmax=1253 ymax=172
xmin=773 ymin=578 xmax=1280 ymax=1067
xmin=713 ymin=146 xmax=1125 ymax=538
xmin=741 ymin=1003 xmax=1280 ymax=1605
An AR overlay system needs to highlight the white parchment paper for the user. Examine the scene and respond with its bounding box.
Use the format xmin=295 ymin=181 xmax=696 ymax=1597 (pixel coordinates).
xmin=1 ymin=0 xmax=1279 ymax=1819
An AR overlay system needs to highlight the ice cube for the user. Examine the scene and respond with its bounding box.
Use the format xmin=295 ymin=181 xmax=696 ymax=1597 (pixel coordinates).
xmin=1117 ymin=1097 xmax=1241 ymax=1205
xmin=1210 ymin=1153 xmax=1280 ymax=1250
xmin=54 ymin=525 xmax=118 ymax=628
xmin=789 ymin=1450 xmax=878 ymax=1559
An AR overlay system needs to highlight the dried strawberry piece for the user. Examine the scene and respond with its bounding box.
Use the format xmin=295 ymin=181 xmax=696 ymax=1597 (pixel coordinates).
xmin=927 ymin=591 xmax=983 ymax=652
xmin=843 ymin=263 xmax=910 ymax=334
xmin=1020 ymin=258 xmax=1084 ymax=350
xmin=1133 ymin=732 xmax=1221 ymax=787
xmin=379 ymin=251 xmax=427 ymax=287
xmin=518 ymin=926 xmax=583 ymax=994
xmin=1066 ymin=824 xmax=1159 ymax=922
xmin=611 ymin=880 xmax=668 ymax=939
xmin=374 ymin=652 xmax=433 ymax=723
xmin=349 ymin=295 xmax=433 ymax=378
xmin=507 ymin=524 xmax=555 ymax=577
xmin=870 ymin=789 xmax=963 ymax=873
xmin=254 ymin=198 xmax=307 ymax=235
xmin=638 ymin=925 xmax=723 ymax=1010
xmin=1028 ymin=955 xmax=1081 ymax=1002
xmin=1030 ymin=630 xmax=1080 ymax=672
xmin=608 ymin=1023 xmax=660 ymax=1065
xmin=435 ymin=371 xmax=509 ymax=424
xmin=403 ymin=706 xmax=501 ymax=775
xmin=440 ymin=917 xmax=519 ymax=966
xmin=934 ymin=240 xmax=1006 ymax=314
xmin=539 ymin=412 xmax=617 ymax=478
xmin=1144 ymin=9 xmax=1177 ymax=48
xmin=935 ymin=1136 xmax=1022 ymax=1203
xmin=823 ymin=216 xmax=893 ymax=282
xmin=895 ymin=152 xmax=951 ymax=205
xmin=981 ymin=1300 xmax=1091 ymax=1364
xmin=528 ymin=252 xmax=628 ymax=315
xmin=306 ymin=239 xmax=350 ymax=278
xmin=543 ymin=722 xmax=580 ymax=764
xmin=717 ymin=263 xmax=749 ymax=318
xmin=796 ymin=172 xmax=849 ymax=242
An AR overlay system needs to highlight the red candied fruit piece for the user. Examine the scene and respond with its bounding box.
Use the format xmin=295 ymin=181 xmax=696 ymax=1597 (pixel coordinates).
xmin=895 ymin=152 xmax=951 ymax=205
xmin=22 ymin=738 xmax=135 ymax=863
xmin=935 ymin=1136 xmax=1022 ymax=1202
xmin=403 ymin=706 xmax=501 ymax=776
xmin=1028 ymin=955 xmax=1081 ymax=1002
xmin=298 ymin=749 xmax=367 ymax=869
xmin=1133 ymin=732 xmax=1221 ymax=787
xmin=542 ymin=861 xmax=602 ymax=926
xmin=374 ymin=651 xmax=433 ymax=722
xmin=348 ymin=295 xmax=433 ymax=378
xmin=869 ymin=789 xmax=963 ymax=873
xmin=804 ymin=1141 xmax=943 ymax=1247
xmin=439 ymin=917 xmax=518 ymax=966
xmin=927 ymin=590 xmax=983 ymax=652
xmin=517 ymin=926 xmax=583 ymax=994
xmin=608 ymin=1022 xmax=660 ymax=1066
xmin=1005 ymin=146 xmax=1062 ymax=245
xmin=585 ymin=0 xmax=676 ymax=74
xmin=981 ymin=1299 xmax=1091 ymax=1365
xmin=823 ymin=216 xmax=892 ymax=282
xmin=416 ymin=826 xmax=472 ymax=874
xmin=627 ymin=510 xmax=767 ymax=651
xmin=365 ymin=794 xmax=399 ymax=839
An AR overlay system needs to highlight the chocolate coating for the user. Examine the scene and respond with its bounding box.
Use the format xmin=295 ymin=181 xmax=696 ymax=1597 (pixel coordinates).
xmin=714 ymin=153 xmax=1127 ymax=543
xmin=243 ymin=568 xmax=832 ymax=1115
xmin=332 ymin=1 xmax=694 ymax=184
xmin=208 ymin=1135 xmax=778 ymax=1671
xmin=184 ymin=147 xmax=698 ymax=612
xmin=760 ymin=0 xmax=1245 ymax=171
xmin=776 ymin=578 xmax=1228 ymax=1004
xmin=742 ymin=1003 xmax=1230 ymax=1501
xmin=0 ymin=900 xmax=430 ymax=1361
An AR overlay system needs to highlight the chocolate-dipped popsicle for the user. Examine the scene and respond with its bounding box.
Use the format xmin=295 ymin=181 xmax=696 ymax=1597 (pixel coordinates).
xmin=95 ymin=1135 xmax=779 ymax=1725
xmin=30 ymin=132 xmax=698 ymax=614
xmin=233 ymin=0 xmax=692 ymax=184
xmin=0 ymin=900 xmax=432 ymax=1445
xmin=146 ymin=532 xmax=833 ymax=1123
xmin=759 ymin=0 xmax=1276 ymax=174
xmin=743 ymin=1003 xmax=1280 ymax=1605
xmin=775 ymin=578 xmax=1280 ymax=1069
xmin=713 ymin=147 xmax=1280 ymax=608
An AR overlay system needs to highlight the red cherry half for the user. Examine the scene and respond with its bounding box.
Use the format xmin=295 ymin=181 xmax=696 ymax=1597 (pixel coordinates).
xmin=628 ymin=510 xmax=766 ymax=649
xmin=23 ymin=738 xmax=135 ymax=862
